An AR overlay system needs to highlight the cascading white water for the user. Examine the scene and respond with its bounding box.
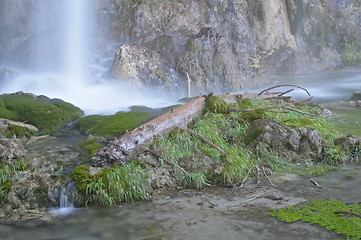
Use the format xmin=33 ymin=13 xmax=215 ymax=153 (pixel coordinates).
xmin=59 ymin=186 xmax=74 ymax=209
xmin=0 ymin=0 xmax=174 ymax=114
xmin=63 ymin=0 xmax=89 ymax=80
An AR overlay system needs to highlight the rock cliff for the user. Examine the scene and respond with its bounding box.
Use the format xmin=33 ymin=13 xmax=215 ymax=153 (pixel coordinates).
xmin=93 ymin=0 xmax=361 ymax=96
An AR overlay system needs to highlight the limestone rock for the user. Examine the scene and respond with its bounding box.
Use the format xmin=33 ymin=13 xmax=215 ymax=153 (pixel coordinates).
xmin=334 ymin=134 xmax=361 ymax=150
xmin=247 ymin=119 xmax=326 ymax=162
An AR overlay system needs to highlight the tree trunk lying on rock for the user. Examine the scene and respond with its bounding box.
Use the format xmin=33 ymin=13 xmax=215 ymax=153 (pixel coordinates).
xmin=91 ymin=93 xmax=284 ymax=167
xmin=92 ymin=96 xmax=206 ymax=167
xmin=0 ymin=118 xmax=39 ymax=132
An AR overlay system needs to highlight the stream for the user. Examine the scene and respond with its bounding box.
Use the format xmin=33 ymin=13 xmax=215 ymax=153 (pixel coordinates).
xmin=1 ymin=69 xmax=361 ymax=239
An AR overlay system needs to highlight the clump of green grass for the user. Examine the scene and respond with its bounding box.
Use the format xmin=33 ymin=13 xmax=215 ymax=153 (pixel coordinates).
xmin=76 ymin=111 xmax=152 ymax=138
xmin=0 ymin=158 xmax=28 ymax=200
xmin=272 ymin=199 xmax=361 ymax=240
xmin=181 ymin=172 xmax=208 ymax=189
xmin=0 ymin=93 xmax=84 ymax=134
xmin=72 ymin=162 xmax=152 ymax=206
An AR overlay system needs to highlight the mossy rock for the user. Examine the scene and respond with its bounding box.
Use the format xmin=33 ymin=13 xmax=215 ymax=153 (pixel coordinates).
xmin=0 ymin=93 xmax=84 ymax=134
xmin=76 ymin=111 xmax=152 ymax=138
xmin=241 ymin=109 xmax=265 ymax=122
xmin=72 ymin=165 xmax=91 ymax=193
xmin=205 ymin=95 xmax=230 ymax=114
xmin=7 ymin=125 xmax=35 ymax=139
xmin=77 ymin=137 xmax=105 ymax=159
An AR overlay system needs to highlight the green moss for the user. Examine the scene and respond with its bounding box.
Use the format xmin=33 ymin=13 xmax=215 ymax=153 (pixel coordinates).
xmin=272 ymin=199 xmax=361 ymax=239
xmin=7 ymin=125 xmax=35 ymax=139
xmin=242 ymin=109 xmax=266 ymax=123
xmin=76 ymin=111 xmax=152 ymax=138
xmin=77 ymin=138 xmax=104 ymax=158
xmin=205 ymin=95 xmax=230 ymax=114
xmin=49 ymin=99 xmax=84 ymax=122
xmin=72 ymin=165 xmax=91 ymax=193
xmin=0 ymin=94 xmax=84 ymax=134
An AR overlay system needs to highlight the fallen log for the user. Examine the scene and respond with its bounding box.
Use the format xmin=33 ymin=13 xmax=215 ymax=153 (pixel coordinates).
xmin=0 ymin=118 xmax=39 ymax=132
xmin=91 ymin=92 xmax=293 ymax=167
xmin=91 ymin=96 xmax=206 ymax=167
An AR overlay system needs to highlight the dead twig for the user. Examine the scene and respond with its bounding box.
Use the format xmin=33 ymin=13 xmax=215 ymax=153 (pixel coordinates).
xmin=262 ymin=166 xmax=275 ymax=187
xmin=240 ymin=194 xmax=263 ymax=205
xmin=146 ymin=148 xmax=188 ymax=175
xmin=334 ymin=210 xmax=361 ymax=219
xmin=228 ymin=102 xmax=294 ymax=113
xmin=278 ymin=88 xmax=294 ymax=96
xmin=227 ymin=95 xmax=313 ymax=113
xmin=282 ymin=106 xmax=315 ymax=116
xmin=258 ymin=84 xmax=311 ymax=96
xmin=310 ymin=179 xmax=324 ymax=189
xmin=239 ymin=166 xmax=255 ymax=189
xmin=184 ymin=128 xmax=228 ymax=156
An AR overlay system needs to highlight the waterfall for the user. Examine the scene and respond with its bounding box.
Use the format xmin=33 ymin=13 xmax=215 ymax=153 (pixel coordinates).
xmin=50 ymin=184 xmax=77 ymax=216
xmin=0 ymin=0 xmax=174 ymax=114
xmin=59 ymin=186 xmax=74 ymax=209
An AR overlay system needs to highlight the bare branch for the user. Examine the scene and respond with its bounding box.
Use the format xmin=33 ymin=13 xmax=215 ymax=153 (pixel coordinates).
xmin=258 ymin=84 xmax=311 ymax=96
xmin=184 ymin=128 xmax=228 ymax=156
xmin=282 ymin=106 xmax=315 ymax=116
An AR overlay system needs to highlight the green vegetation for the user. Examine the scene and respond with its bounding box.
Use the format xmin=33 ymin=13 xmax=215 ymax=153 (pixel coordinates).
xmin=77 ymin=138 xmax=104 ymax=159
xmin=0 ymin=94 xmax=84 ymax=134
xmin=6 ymin=125 xmax=35 ymax=139
xmin=0 ymin=158 xmax=28 ymax=201
xmin=75 ymin=111 xmax=152 ymax=138
xmin=272 ymin=199 xmax=361 ymax=240
xmin=72 ymin=162 xmax=151 ymax=206
xmin=153 ymin=96 xmax=345 ymax=186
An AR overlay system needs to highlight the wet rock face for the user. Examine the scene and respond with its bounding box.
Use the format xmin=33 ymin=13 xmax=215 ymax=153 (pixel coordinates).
xmin=247 ymin=119 xmax=326 ymax=162
xmin=105 ymin=0 xmax=361 ymax=96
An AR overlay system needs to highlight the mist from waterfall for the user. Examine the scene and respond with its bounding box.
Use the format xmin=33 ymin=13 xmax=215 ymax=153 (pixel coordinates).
xmin=0 ymin=0 xmax=174 ymax=114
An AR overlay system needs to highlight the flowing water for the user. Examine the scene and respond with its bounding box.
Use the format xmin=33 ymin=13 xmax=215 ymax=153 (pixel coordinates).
xmin=3 ymin=167 xmax=361 ymax=240
xmin=0 ymin=0 xmax=175 ymax=115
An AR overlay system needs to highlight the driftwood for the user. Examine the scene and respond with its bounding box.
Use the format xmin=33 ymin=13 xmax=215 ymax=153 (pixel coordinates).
xmin=0 ymin=118 xmax=39 ymax=132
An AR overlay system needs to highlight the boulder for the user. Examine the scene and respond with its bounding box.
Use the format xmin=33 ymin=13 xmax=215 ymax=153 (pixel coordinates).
xmin=247 ymin=119 xmax=326 ymax=162
xmin=334 ymin=134 xmax=361 ymax=150
xmin=351 ymin=92 xmax=361 ymax=102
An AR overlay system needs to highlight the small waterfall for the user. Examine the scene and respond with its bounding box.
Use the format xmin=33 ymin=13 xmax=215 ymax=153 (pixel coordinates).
xmin=59 ymin=186 xmax=74 ymax=209
xmin=50 ymin=183 xmax=77 ymax=216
